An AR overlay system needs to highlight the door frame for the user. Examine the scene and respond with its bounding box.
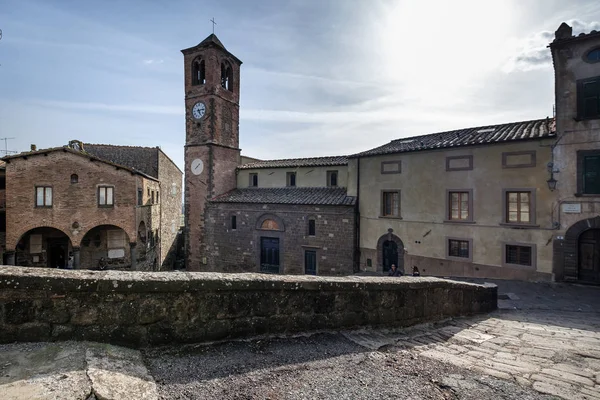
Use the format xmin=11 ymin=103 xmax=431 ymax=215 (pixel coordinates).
xmin=578 ymin=229 xmax=600 ymax=283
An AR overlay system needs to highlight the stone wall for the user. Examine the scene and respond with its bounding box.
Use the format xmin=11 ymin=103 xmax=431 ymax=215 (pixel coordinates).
xmin=204 ymin=203 xmax=356 ymax=275
xmin=157 ymin=150 xmax=183 ymax=270
xmin=0 ymin=266 xmax=496 ymax=348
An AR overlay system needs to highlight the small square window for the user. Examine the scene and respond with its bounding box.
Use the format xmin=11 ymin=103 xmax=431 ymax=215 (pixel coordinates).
xmin=366 ymin=258 xmax=372 ymax=267
xmin=70 ymin=174 xmax=79 ymax=184
xmin=98 ymin=186 xmax=114 ymax=207
xmin=505 ymin=245 xmax=532 ymax=267
xmin=35 ymin=186 xmax=52 ymax=207
xmin=448 ymin=239 xmax=469 ymax=258
xmin=249 ymin=173 xmax=258 ymax=187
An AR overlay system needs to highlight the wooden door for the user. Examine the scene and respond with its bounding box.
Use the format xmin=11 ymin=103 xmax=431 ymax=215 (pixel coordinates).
xmin=579 ymin=229 xmax=600 ymax=283
xmin=304 ymin=250 xmax=317 ymax=275
xmin=382 ymin=240 xmax=398 ymax=272
xmin=260 ymin=237 xmax=280 ymax=274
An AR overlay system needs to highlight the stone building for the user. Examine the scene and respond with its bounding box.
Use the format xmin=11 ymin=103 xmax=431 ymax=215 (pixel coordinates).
xmin=185 ymin=24 xmax=599 ymax=283
xmin=0 ymin=161 xmax=6 ymax=264
xmin=349 ymin=119 xmax=557 ymax=281
xmin=3 ymin=141 xmax=182 ymax=271
xmin=550 ymin=23 xmax=600 ymax=283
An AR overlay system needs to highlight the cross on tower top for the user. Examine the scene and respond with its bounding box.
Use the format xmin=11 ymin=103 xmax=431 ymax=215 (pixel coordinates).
xmin=210 ymin=18 xmax=217 ymax=34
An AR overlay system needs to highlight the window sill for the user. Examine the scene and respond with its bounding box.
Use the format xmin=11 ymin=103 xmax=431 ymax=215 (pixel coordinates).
xmin=499 ymin=222 xmax=540 ymax=229
xmin=502 ymin=263 xmax=536 ymax=270
xmin=443 ymin=219 xmax=476 ymax=224
xmin=379 ymin=215 xmax=403 ymax=220
xmin=98 ymin=205 xmax=115 ymax=208
xmin=574 ymin=193 xmax=600 ymax=197
xmin=446 ymin=255 xmax=472 ymax=262
xmin=35 ymin=206 xmax=53 ymax=209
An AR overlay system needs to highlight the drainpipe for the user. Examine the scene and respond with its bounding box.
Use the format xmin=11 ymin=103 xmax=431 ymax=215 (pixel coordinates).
xmin=354 ymin=157 xmax=361 ymax=273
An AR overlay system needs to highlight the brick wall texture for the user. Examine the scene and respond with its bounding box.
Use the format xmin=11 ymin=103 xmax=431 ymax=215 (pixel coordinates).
xmin=202 ymin=203 xmax=356 ymax=275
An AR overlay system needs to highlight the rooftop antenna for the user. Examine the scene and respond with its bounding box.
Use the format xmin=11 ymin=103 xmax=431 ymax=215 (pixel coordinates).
xmin=0 ymin=137 xmax=16 ymax=155
xmin=210 ymin=18 xmax=217 ymax=34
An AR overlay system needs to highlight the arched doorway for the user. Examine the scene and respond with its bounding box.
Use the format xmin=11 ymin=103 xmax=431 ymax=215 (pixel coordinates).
xmin=382 ymin=241 xmax=398 ymax=272
xmin=579 ymin=229 xmax=600 ymax=283
xmin=80 ymin=225 xmax=131 ymax=270
xmin=15 ymin=227 xmax=72 ymax=268
xmin=376 ymin=230 xmax=405 ymax=273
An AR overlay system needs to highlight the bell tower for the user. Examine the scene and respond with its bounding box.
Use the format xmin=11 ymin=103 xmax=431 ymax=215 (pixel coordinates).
xmin=181 ymin=34 xmax=242 ymax=270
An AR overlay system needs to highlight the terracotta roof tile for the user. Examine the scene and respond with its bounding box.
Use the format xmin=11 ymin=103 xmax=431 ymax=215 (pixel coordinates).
xmin=350 ymin=118 xmax=556 ymax=158
xmin=211 ymin=187 xmax=355 ymax=206
xmin=238 ymin=156 xmax=348 ymax=170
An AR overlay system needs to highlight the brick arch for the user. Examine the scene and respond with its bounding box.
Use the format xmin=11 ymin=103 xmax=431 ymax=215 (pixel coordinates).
xmin=376 ymin=229 xmax=405 ymax=273
xmin=555 ymin=216 xmax=600 ymax=281
xmin=78 ymin=224 xmax=132 ymax=247
xmin=9 ymin=224 xmax=74 ymax=251
xmin=255 ymin=213 xmax=285 ymax=232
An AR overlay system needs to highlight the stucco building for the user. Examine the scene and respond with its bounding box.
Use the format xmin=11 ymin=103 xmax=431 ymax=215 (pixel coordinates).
xmin=184 ymin=22 xmax=599 ymax=283
xmin=3 ymin=141 xmax=182 ymax=271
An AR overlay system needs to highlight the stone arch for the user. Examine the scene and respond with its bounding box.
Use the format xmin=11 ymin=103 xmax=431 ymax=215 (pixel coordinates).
xmin=14 ymin=226 xmax=73 ymax=268
xmin=79 ymin=224 xmax=132 ymax=270
xmin=191 ymin=56 xmax=205 ymax=85
xmin=9 ymin=224 xmax=74 ymax=251
xmin=376 ymin=229 xmax=405 ymax=273
xmin=138 ymin=221 xmax=147 ymax=244
xmin=557 ymin=216 xmax=600 ymax=281
xmin=255 ymin=213 xmax=285 ymax=232
xmin=77 ymin=222 xmax=132 ymax=247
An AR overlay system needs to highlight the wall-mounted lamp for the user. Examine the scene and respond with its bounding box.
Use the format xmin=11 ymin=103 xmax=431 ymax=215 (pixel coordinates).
xmin=546 ymin=162 xmax=559 ymax=191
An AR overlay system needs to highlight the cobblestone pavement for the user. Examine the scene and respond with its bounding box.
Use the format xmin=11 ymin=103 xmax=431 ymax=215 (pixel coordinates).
xmin=344 ymin=280 xmax=600 ymax=400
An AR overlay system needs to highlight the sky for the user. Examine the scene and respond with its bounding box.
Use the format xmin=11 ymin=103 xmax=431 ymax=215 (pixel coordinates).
xmin=1 ymin=0 xmax=600 ymax=171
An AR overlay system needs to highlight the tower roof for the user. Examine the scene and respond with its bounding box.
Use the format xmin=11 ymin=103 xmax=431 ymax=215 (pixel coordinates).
xmin=181 ymin=33 xmax=242 ymax=64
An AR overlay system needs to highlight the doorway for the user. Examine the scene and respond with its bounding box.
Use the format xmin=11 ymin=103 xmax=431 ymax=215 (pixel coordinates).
xmin=579 ymin=229 xmax=600 ymax=283
xmin=260 ymin=237 xmax=280 ymax=274
xmin=47 ymin=239 xmax=68 ymax=269
xmin=382 ymin=240 xmax=398 ymax=272
xmin=305 ymin=250 xmax=317 ymax=275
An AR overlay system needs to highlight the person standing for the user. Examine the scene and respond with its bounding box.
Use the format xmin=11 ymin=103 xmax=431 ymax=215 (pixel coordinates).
xmin=388 ymin=264 xmax=402 ymax=277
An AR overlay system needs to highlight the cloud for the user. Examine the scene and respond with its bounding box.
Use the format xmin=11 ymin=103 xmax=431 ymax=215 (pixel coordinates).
xmin=143 ymin=59 xmax=164 ymax=65
xmin=505 ymin=19 xmax=600 ymax=72
xmin=29 ymin=99 xmax=182 ymax=115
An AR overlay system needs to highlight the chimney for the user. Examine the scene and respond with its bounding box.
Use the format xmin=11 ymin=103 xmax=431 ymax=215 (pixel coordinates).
xmin=555 ymin=22 xmax=573 ymax=40
xmin=31 ymin=144 xmax=37 ymax=151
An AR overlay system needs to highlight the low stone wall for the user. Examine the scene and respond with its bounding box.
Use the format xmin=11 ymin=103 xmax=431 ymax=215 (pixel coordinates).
xmin=0 ymin=266 xmax=497 ymax=347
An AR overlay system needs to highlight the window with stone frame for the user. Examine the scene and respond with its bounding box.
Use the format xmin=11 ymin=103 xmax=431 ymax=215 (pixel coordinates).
xmin=98 ymin=186 xmax=114 ymax=207
xmin=577 ymin=150 xmax=600 ymax=195
xmin=381 ymin=191 xmax=400 ymax=217
xmin=287 ymin=172 xmax=296 ymax=187
xmin=577 ymin=76 xmax=600 ymax=120
xmin=249 ymin=173 xmax=258 ymax=187
xmin=504 ymin=190 xmax=533 ymax=224
xmin=231 ymin=215 xmax=237 ymax=230
xmin=448 ymin=191 xmax=471 ymax=221
xmin=448 ymin=239 xmax=469 ymax=258
xmin=35 ymin=186 xmax=53 ymax=207
xmin=505 ymin=244 xmax=532 ymax=267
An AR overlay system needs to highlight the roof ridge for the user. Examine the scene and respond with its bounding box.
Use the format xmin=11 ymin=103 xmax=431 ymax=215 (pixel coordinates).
xmin=390 ymin=117 xmax=552 ymax=143
xmin=84 ymin=143 xmax=158 ymax=150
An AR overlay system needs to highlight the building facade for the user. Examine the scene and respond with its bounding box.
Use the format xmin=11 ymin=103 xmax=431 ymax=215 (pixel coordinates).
xmin=550 ymin=23 xmax=600 ymax=283
xmin=184 ymin=23 xmax=599 ymax=283
xmin=3 ymin=142 xmax=182 ymax=271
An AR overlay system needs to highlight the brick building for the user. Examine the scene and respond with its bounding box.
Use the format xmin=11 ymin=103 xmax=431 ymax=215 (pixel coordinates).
xmin=184 ymin=24 xmax=599 ymax=283
xmin=3 ymin=141 xmax=182 ymax=271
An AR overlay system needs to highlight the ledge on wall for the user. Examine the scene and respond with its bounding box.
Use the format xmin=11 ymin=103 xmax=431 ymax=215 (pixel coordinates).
xmin=0 ymin=267 xmax=497 ymax=347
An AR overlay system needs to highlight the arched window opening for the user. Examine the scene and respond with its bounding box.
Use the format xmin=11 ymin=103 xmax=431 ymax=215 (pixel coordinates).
xmin=221 ymin=61 xmax=234 ymax=91
xmin=71 ymin=174 xmax=79 ymax=184
xmin=138 ymin=221 xmax=147 ymax=244
xmin=261 ymin=219 xmax=280 ymax=231
xmin=192 ymin=59 xmax=206 ymax=85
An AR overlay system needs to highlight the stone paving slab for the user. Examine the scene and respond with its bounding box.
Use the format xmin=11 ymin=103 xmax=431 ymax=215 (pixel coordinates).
xmin=0 ymin=342 xmax=158 ymax=400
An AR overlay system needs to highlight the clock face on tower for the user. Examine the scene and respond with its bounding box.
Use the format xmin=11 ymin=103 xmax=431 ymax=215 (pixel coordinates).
xmin=192 ymin=102 xmax=206 ymax=120
xmin=191 ymin=158 xmax=204 ymax=175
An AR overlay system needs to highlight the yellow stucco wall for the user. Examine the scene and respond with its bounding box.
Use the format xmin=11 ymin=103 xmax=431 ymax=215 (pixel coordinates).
xmin=357 ymin=139 xmax=557 ymax=275
xmin=237 ymin=166 xmax=348 ymax=188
